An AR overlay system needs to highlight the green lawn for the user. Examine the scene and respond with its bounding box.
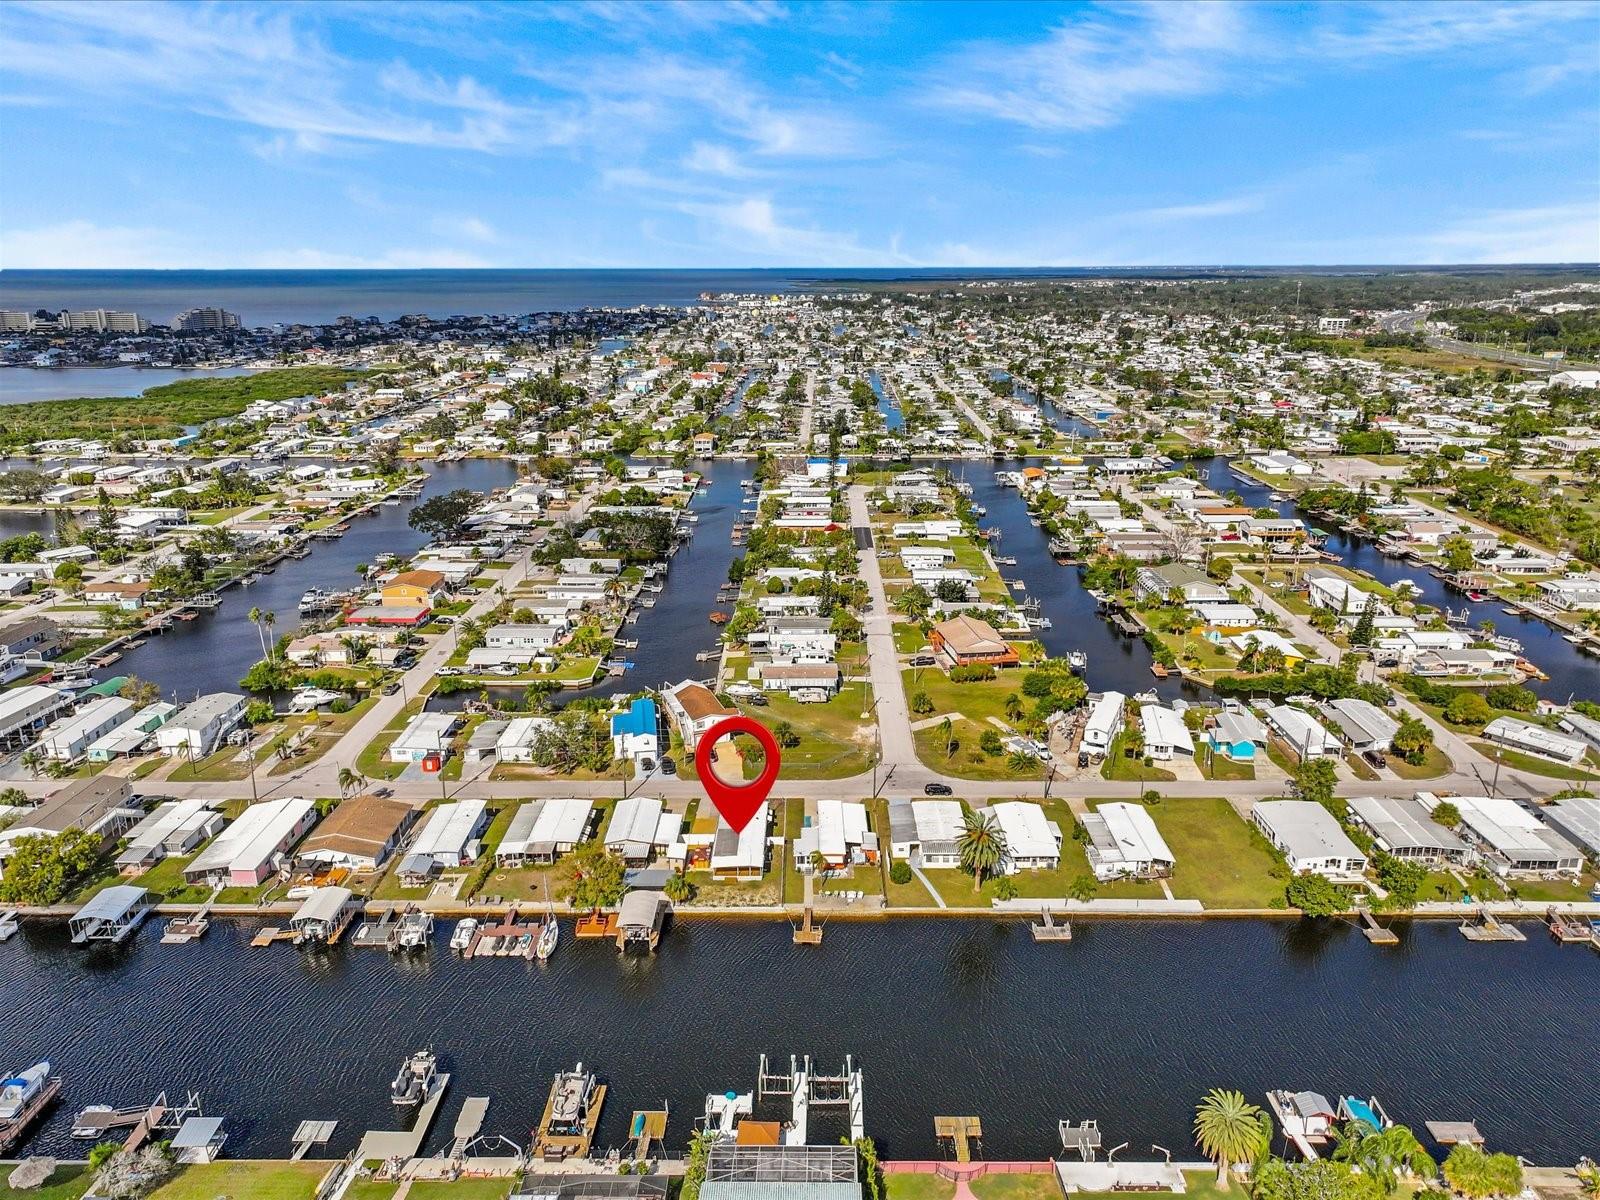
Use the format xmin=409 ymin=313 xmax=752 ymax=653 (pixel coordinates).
xmin=2 ymin=1164 xmax=92 ymax=1199
xmin=355 ymin=697 xmax=428 ymax=780
xmin=914 ymin=722 xmax=1044 ymax=782
xmin=1387 ymin=744 xmax=1452 ymax=780
xmin=1198 ymin=752 xmax=1255 ymax=781
xmin=735 ymin=683 xmax=873 ymax=780
xmin=407 ymin=1181 xmax=515 ymax=1199
xmin=886 ymin=1176 xmax=956 ymax=1200
xmin=149 ymin=1161 xmax=332 ymax=1200
xmin=1041 ymin=1170 xmax=1233 ymax=1200
xmin=1470 ymin=742 xmax=1600 ymax=781
xmin=1144 ymin=797 xmax=1287 ymax=909
xmin=1100 ymin=732 xmax=1176 ymax=782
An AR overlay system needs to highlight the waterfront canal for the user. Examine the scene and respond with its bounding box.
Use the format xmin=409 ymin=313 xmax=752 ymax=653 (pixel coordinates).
xmin=1196 ymin=458 xmax=1598 ymax=702
xmin=1 ymin=917 xmax=1595 ymax=1162
xmin=108 ymin=458 xmax=520 ymax=700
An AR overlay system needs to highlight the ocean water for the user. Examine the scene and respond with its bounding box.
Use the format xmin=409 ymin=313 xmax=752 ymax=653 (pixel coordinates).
xmin=0 ymin=268 xmax=1081 ymax=328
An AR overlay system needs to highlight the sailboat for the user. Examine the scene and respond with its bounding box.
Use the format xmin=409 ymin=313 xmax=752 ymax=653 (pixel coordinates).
xmin=535 ymin=881 xmax=559 ymax=962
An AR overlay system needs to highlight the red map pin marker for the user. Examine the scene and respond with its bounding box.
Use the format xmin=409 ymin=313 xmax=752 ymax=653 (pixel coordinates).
xmin=695 ymin=714 xmax=780 ymax=834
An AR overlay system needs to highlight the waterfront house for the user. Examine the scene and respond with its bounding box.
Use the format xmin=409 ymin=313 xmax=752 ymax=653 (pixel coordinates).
xmin=1542 ymin=795 xmax=1600 ymax=860
xmin=155 ymin=692 xmax=248 ymax=758
xmin=1251 ymin=800 xmax=1368 ymax=878
xmin=1448 ymin=795 xmax=1584 ymax=875
xmin=496 ymin=715 xmax=557 ymax=764
xmin=1263 ymin=704 xmax=1341 ymax=759
xmin=1138 ymin=704 xmax=1194 ymax=760
xmin=116 ymin=798 xmax=225 ymax=874
xmin=1320 ymin=698 xmax=1400 ymax=754
xmin=752 ymin=662 xmax=841 ymax=699
xmin=610 ymin=698 xmax=661 ymax=766
xmin=400 ymin=798 xmax=488 ymax=883
xmin=793 ymin=800 xmax=874 ymax=872
xmin=0 ymin=685 xmax=76 ymax=752
xmin=1480 ymin=717 xmax=1587 ymax=766
xmin=1305 ymin=571 xmax=1373 ymax=614
xmin=887 ymin=799 xmax=964 ymax=868
xmin=700 ymin=1143 xmax=858 ymax=1200
xmin=930 ymin=615 xmax=1019 ymax=670
xmin=0 ymin=776 xmax=143 ymax=875
xmin=1536 ymin=578 xmax=1600 ymax=611
xmin=1082 ymin=802 xmax=1175 ymax=881
xmin=381 ymin=569 xmax=447 ymax=609
xmin=1133 ymin=563 xmax=1227 ymax=606
xmin=1082 ymin=691 xmax=1126 ymax=756
xmin=662 ymin=680 xmax=736 ymax=752
xmin=495 ymin=797 xmax=592 ymax=866
xmin=604 ymin=795 xmax=680 ymax=865
xmin=1193 ymin=603 xmax=1261 ymax=633
xmin=1224 ymin=629 xmax=1306 ymax=667
xmin=84 ymin=581 xmax=150 ymax=610
xmin=710 ymin=803 xmax=770 ymax=880
xmin=183 ymin=796 xmax=318 ymax=888
xmin=296 ymin=793 xmax=418 ymax=871
xmin=983 ymin=801 xmax=1062 ymax=874
xmin=36 ymin=696 xmax=135 ymax=762
xmin=0 ymin=616 xmax=62 ymax=661
xmin=389 ymin=712 xmax=460 ymax=764
xmin=1345 ymin=796 xmax=1469 ymax=865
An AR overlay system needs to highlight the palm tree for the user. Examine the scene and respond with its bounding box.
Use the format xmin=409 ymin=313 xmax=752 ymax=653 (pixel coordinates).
xmin=1193 ymin=1088 xmax=1268 ymax=1189
xmin=19 ymin=749 xmax=42 ymax=779
xmin=957 ymin=809 xmax=1008 ymax=893
xmin=1332 ymin=1122 xmax=1434 ymax=1196
xmin=337 ymin=767 xmax=359 ymax=798
xmin=247 ymin=606 xmax=267 ymax=661
xmin=263 ymin=611 xmax=278 ymax=660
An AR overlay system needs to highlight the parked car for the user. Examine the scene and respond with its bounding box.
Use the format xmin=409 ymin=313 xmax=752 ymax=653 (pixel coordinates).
xmin=1363 ymin=749 xmax=1387 ymax=769
xmin=1077 ymin=750 xmax=1091 ymax=768
xmin=381 ymin=682 xmax=401 ymax=696
xmin=923 ymin=783 xmax=953 ymax=796
xmin=659 ymin=757 xmax=677 ymax=776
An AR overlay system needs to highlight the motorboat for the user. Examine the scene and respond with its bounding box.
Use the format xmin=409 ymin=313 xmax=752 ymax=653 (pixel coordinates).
xmin=0 ymin=910 xmax=18 ymax=942
xmin=449 ymin=919 xmax=478 ymax=953
xmin=0 ymin=1063 xmax=51 ymax=1121
xmin=1066 ymin=651 xmax=1088 ymax=673
xmin=389 ymin=1050 xmax=437 ymax=1107
xmin=394 ymin=910 xmax=433 ymax=952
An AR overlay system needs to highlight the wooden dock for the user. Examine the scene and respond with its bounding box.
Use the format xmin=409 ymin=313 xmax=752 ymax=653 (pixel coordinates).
xmin=448 ymin=1097 xmax=490 ymax=1158
xmin=1360 ymin=910 xmax=1399 ymax=945
xmin=0 ymin=1077 xmax=63 ymax=1156
xmin=575 ymin=912 xmax=618 ymax=939
xmin=934 ymin=1115 xmax=983 ymax=1162
xmin=1459 ymin=908 xmax=1526 ymax=942
xmin=356 ymin=1072 xmax=450 ymax=1165
xmin=1425 ymin=1120 xmax=1485 ymax=1146
xmin=290 ymin=1120 xmax=337 ymax=1160
xmin=1031 ymin=909 xmax=1073 ymax=941
xmin=1545 ymin=907 xmax=1592 ymax=943
xmin=534 ymin=1081 xmax=607 ymax=1160
xmin=250 ymin=927 xmax=296 ymax=947
xmin=630 ymin=1108 xmax=669 ymax=1159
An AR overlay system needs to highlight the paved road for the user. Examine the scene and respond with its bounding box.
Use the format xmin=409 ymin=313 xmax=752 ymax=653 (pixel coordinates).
xmin=848 ymin=485 xmax=918 ymax=772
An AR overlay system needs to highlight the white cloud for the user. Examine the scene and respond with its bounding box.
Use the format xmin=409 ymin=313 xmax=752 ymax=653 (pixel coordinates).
xmin=1130 ymin=193 xmax=1270 ymax=222
xmin=927 ymin=2 xmax=1248 ymax=131
xmin=431 ymin=216 xmax=499 ymax=243
xmin=1316 ymin=1 xmax=1593 ymax=59
xmin=1419 ymin=203 xmax=1600 ymax=263
xmin=673 ymin=195 xmax=915 ymax=265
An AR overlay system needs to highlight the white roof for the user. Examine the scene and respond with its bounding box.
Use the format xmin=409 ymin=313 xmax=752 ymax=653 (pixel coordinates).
xmin=1085 ymin=691 xmax=1126 ymax=739
xmin=1253 ymin=800 xmax=1364 ymax=863
xmin=188 ymin=797 xmax=314 ymax=877
xmin=910 ymin=799 xmax=963 ymax=844
xmin=496 ymin=715 xmax=554 ymax=750
xmin=986 ymin=801 xmax=1059 ymax=861
xmin=526 ymin=796 xmax=592 ymax=848
xmin=1086 ymin=802 xmax=1175 ymax=871
xmin=291 ymin=885 xmax=354 ymax=926
xmin=119 ymin=797 xmax=218 ymax=856
xmin=394 ymin=711 xmax=458 ymax=753
xmin=1265 ymin=704 xmax=1338 ymax=755
xmin=1139 ymin=704 xmax=1193 ymax=754
xmin=411 ymin=799 xmax=487 ymax=858
xmin=605 ymin=795 xmax=664 ymax=848
xmin=814 ymin=800 xmax=868 ymax=859
xmin=1452 ymin=795 xmax=1582 ymax=861
xmin=711 ymin=802 xmax=769 ymax=871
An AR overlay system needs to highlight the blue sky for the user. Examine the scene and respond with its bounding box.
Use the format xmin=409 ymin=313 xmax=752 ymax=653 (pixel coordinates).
xmin=2 ymin=0 xmax=1597 ymax=268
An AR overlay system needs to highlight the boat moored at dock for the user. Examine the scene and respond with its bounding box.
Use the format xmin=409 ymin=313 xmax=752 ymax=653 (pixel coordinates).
xmin=390 ymin=1049 xmax=438 ymax=1108
xmin=534 ymin=1062 xmax=607 ymax=1160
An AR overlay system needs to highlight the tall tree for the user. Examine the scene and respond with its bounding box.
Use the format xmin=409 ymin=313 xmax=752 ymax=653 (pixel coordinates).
xmin=957 ymin=809 xmax=1008 ymax=892
xmin=1193 ymin=1088 xmax=1269 ymax=1189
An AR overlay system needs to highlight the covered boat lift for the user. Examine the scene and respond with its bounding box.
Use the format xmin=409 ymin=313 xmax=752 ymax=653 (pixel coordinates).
xmin=70 ymin=885 xmax=151 ymax=944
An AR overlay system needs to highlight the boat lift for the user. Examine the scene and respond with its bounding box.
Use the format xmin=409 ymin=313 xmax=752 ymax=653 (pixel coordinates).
xmin=756 ymin=1054 xmax=864 ymax=1146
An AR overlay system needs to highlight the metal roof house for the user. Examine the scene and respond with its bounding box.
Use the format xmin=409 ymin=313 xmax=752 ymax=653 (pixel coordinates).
xmin=1252 ymin=800 xmax=1368 ymax=877
xmin=1480 ymin=717 xmax=1588 ymax=767
xmin=711 ymin=803 xmax=770 ymax=880
xmin=1450 ymin=796 xmax=1584 ymax=875
xmin=1263 ymin=704 xmax=1341 ymax=759
xmin=400 ymin=798 xmax=488 ymax=881
xmin=1207 ymin=707 xmax=1266 ymax=762
xmin=69 ymin=885 xmax=151 ymax=944
xmin=115 ymin=798 xmax=225 ymax=873
xmin=154 ymin=692 xmax=248 ymax=758
xmin=984 ymin=801 xmax=1062 ymax=874
xmin=887 ymin=799 xmax=963 ymax=868
xmin=1083 ymin=802 xmax=1176 ymax=881
xmin=183 ymin=797 xmax=318 ymax=888
xmin=610 ymin=697 xmax=660 ymax=765
xmin=1139 ymin=703 xmax=1194 ymax=759
xmin=1082 ymin=691 xmax=1126 ymax=754
xmin=1543 ymin=795 xmax=1600 ymax=860
xmin=604 ymin=796 xmax=678 ymax=865
xmin=1320 ymin=698 xmax=1401 ymax=754
xmin=1346 ymin=796 xmax=1469 ymax=864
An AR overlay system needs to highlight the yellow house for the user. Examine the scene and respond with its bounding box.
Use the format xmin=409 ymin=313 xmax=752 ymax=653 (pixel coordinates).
xmin=381 ymin=569 xmax=446 ymax=608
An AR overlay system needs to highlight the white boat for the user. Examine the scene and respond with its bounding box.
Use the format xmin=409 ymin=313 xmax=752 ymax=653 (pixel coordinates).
xmin=389 ymin=1050 xmax=437 ymax=1107
xmin=1066 ymin=651 xmax=1088 ymax=673
xmin=449 ymin=918 xmax=478 ymax=952
xmin=0 ymin=1062 xmax=51 ymax=1121
xmin=535 ymin=913 xmax=559 ymax=962
xmin=394 ymin=910 xmax=433 ymax=952
xmin=0 ymin=910 xmax=19 ymax=942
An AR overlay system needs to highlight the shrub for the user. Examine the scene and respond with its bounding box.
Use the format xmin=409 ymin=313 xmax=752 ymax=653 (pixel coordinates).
xmin=1443 ymin=691 xmax=1493 ymax=727
xmin=948 ymin=664 xmax=997 ymax=683
xmin=889 ymin=861 xmax=913 ymax=885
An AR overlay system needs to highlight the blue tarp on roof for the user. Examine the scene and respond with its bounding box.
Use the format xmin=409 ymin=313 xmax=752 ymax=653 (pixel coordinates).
xmin=610 ymin=697 xmax=657 ymax=738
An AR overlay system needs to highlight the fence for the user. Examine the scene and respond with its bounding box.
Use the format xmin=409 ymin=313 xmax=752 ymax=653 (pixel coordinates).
xmin=884 ymin=1161 xmax=1056 ymax=1182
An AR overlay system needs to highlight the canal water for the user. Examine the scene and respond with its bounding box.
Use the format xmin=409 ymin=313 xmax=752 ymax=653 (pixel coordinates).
xmin=1196 ymin=459 xmax=1598 ymax=702
xmin=1 ymin=917 xmax=1595 ymax=1162
xmin=869 ymin=371 xmax=905 ymax=432
xmin=106 ymin=459 xmax=519 ymax=700
xmin=0 ymin=366 xmax=260 ymax=405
